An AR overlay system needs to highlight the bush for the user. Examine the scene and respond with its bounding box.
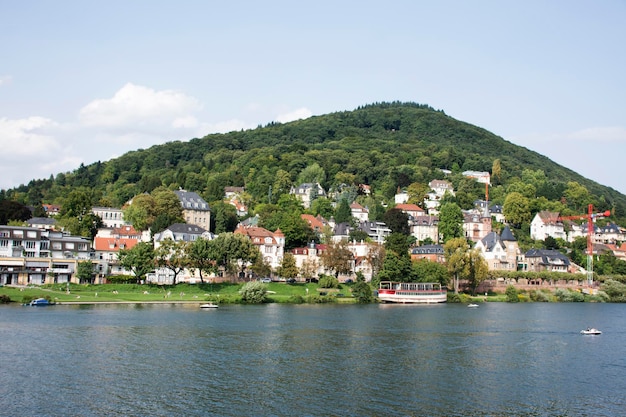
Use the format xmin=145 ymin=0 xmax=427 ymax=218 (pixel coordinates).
xmin=287 ymin=295 xmax=305 ymax=304
xmin=319 ymin=275 xmax=339 ymax=289
xmin=0 ymin=294 xmax=11 ymax=304
xmin=529 ymin=290 xmax=551 ymax=302
xmin=238 ymin=281 xmax=268 ymax=303
xmin=351 ymin=281 xmax=374 ymax=303
xmin=107 ymin=275 xmax=136 ymax=284
xmin=554 ymin=288 xmax=585 ymax=302
xmin=505 ymin=285 xmax=519 ymax=302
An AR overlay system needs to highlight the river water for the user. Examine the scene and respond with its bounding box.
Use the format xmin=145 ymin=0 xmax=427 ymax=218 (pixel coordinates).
xmin=1 ymin=302 xmax=625 ymax=416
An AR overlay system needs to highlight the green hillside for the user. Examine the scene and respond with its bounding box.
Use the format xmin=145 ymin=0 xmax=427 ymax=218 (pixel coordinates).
xmin=3 ymin=101 xmax=625 ymax=221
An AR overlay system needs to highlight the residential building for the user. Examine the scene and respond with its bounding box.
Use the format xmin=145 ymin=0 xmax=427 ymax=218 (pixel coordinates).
xmin=395 ymin=203 xmax=425 ymax=219
xmin=153 ymin=223 xmax=213 ymax=248
xmin=410 ymin=244 xmax=445 ymax=263
xmin=463 ymin=206 xmax=492 ymax=243
xmin=42 ymin=204 xmax=61 ymax=216
xmin=92 ymin=206 xmax=125 ymax=228
xmin=301 ymin=214 xmax=328 ymax=236
xmin=597 ymin=223 xmax=626 ymax=244
xmin=174 ymin=190 xmax=211 ymax=232
xmin=524 ymin=249 xmax=571 ymax=273
xmin=290 ymin=183 xmax=326 ymax=209
xmin=0 ymin=225 xmax=92 ymax=285
xmin=357 ymin=221 xmax=391 ymax=245
xmin=26 ymin=217 xmax=57 ymax=230
xmin=530 ymin=211 xmax=566 ymax=241
xmin=410 ymin=215 xmax=439 ymax=243
xmin=350 ymin=202 xmax=369 ymax=222
xmin=425 ymin=180 xmax=454 ymax=214
xmin=235 ymin=225 xmax=285 ymax=269
xmin=93 ymin=225 xmax=143 ymax=282
xmin=475 ymin=226 xmax=520 ymax=271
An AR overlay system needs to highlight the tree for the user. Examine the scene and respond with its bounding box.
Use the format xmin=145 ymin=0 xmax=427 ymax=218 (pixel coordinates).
xmin=503 ymin=192 xmax=531 ymax=227
xmin=351 ymin=272 xmax=374 ymax=303
xmin=311 ymin=197 xmax=334 ymax=219
xmin=320 ymin=239 xmax=354 ymax=278
xmin=0 ymin=200 xmax=32 ymax=224
xmin=383 ymin=208 xmax=410 ymax=235
xmin=366 ymin=243 xmax=386 ymax=279
xmin=123 ymin=194 xmax=156 ymax=231
xmin=406 ymin=182 xmax=429 ymax=207
xmin=377 ymin=251 xmax=413 ymax=282
xmin=209 ymin=233 xmax=261 ymax=279
xmin=277 ymin=252 xmax=299 ymax=279
xmin=154 ymin=239 xmax=189 ymax=285
xmin=239 ymin=281 xmax=268 ymax=303
xmin=438 ymin=202 xmax=464 ymax=243
xmin=297 ymin=163 xmax=326 ymax=185
xmin=334 ymin=198 xmax=353 ymax=224
xmin=118 ymin=242 xmax=155 ymax=283
xmin=211 ymin=201 xmax=239 ymax=234
xmin=444 ymin=237 xmax=469 ymax=294
xmin=465 ymin=248 xmax=488 ymax=294
xmin=412 ymin=259 xmax=449 ymax=287
xmin=76 ymin=260 xmax=95 ymax=284
xmin=187 ymin=237 xmax=216 ymax=283
xmin=384 ymin=232 xmax=411 ymax=258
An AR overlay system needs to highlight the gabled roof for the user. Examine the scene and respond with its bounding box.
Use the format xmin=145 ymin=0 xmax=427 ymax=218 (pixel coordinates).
xmin=166 ymin=223 xmax=207 ymax=234
xmin=174 ymin=190 xmax=210 ymax=211
xmin=301 ymin=214 xmax=326 ymax=231
xmin=479 ymin=231 xmax=505 ymax=252
xmin=395 ymin=203 xmax=424 ymax=213
xmin=524 ymin=249 xmax=570 ymax=266
xmin=536 ymin=211 xmax=561 ymax=225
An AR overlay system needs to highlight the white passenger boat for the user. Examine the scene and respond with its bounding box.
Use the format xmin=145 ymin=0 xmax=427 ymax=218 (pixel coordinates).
xmin=200 ymin=303 xmax=218 ymax=309
xmin=377 ymin=281 xmax=447 ymax=304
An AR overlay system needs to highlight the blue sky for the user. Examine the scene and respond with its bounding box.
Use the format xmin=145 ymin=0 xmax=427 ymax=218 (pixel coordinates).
xmin=1 ymin=1 xmax=625 ymax=195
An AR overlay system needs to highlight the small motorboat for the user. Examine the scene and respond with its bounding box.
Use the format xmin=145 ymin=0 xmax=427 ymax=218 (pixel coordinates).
xmin=580 ymin=327 xmax=601 ymax=335
xmin=467 ymin=303 xmax=479 ymax=308
xmin=29 ymin=298 xmax=51 ymax=306
xmin=200 ymin=302 xmax=218 ymax=309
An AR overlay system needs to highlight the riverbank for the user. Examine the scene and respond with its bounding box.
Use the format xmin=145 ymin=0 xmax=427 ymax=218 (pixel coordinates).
xmin=0 ymin=281 xmax=358 ymax=305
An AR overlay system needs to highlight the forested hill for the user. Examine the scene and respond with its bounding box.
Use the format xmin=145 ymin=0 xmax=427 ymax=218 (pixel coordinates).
xmin=4 ymin=101 xmax=626 ymax=219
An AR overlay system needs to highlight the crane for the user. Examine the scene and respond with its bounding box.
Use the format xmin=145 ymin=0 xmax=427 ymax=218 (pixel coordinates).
xmin=558 ymin=204 xmax=611 ymax=286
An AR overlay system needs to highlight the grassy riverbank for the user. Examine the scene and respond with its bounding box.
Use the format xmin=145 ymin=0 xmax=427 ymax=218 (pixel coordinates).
xmin=0 ymin=281 xmax=358 ymax=305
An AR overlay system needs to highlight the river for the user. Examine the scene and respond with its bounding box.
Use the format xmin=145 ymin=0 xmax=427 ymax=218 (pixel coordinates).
xmin=1 ymin=302 xmax=625 ymax=416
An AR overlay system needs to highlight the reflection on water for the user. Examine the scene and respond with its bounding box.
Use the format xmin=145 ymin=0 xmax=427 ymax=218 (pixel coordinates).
xmin=1 ymin=302 xmax=625 ymax=416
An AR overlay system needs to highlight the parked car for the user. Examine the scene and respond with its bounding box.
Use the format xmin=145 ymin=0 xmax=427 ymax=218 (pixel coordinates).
xmin=260 ymin=278 xmax=272 ymax=283
xmin=286 ymin=278 xmax=296 ymax=284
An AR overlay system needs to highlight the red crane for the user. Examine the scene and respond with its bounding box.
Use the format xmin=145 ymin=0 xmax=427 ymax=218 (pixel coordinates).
xmin=558 ymin=204 xmax=611 ymax=286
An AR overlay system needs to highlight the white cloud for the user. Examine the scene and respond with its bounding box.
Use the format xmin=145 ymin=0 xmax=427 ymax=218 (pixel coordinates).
xmin=276 ymin=107 xmax=313 ymax=123
xmin=0 ymin=75 xmax=12 ymax=87
xmin=0 ymin=117 xmax=81 ymax=188
xmin=79 ymin=83 xmax=202 ymax=130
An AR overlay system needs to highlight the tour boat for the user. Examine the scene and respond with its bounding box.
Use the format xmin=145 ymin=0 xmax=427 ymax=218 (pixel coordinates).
xmin=200 ymin=302 xmax=218 ymax=309
xmin=467 ymin=303 xmax=479 ymax=308
xmin=580 ymin=328 xmax=601 ymax=335
xmin=377 ymin=281 xmax=447 ymax=304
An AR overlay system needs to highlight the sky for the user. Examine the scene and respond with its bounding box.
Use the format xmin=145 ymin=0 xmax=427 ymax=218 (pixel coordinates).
xmin=1 ymin=1 xmax=625 ymax=195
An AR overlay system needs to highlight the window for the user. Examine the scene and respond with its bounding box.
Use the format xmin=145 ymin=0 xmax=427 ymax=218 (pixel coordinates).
xmin=0 ymin=239 xmax=8 ymax=247
xmin=27 ymin=231 xmax=37 ymax=238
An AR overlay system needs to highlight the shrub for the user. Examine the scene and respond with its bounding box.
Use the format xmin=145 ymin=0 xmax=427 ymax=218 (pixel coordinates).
xmin=505 ymin=285 xmax=518 ymax=302
xmin=529 ymin=290 xmax=551 ymax=302
xmin=287 ymin=295 xmax=305 ymax=304
xmin=351 ymin=281 xmax=374 ymax=303
xmin=238 ymin=281 xmax=268 ymax=303
xmin=318 ymin=275 xmax=339 ymax=289
xmin=0 ymin=294 xmax=11 ymax=304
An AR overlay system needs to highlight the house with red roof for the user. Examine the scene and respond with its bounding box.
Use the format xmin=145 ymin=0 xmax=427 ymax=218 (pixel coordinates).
xmin=235 ymin=225 xmax=285 ymax=269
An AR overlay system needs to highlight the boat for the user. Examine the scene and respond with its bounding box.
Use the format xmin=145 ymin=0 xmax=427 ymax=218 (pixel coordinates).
xmin=467 ymin=303 xmax=479 ymax=308
xmin=580 ymin=327 xmax=601 ymax=335
xmin=29 ymin=298 xmax=51 ymax=306
xmin=377 ymin=281 xmax=447 ymax=304
xmin=200 ymin=302 xmax=218 ymax=309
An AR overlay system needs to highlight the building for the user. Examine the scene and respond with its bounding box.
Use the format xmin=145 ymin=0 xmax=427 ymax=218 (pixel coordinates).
xmin=410 ymin=215 xmax=439 ymax=243
xmin=350 ymin=202 xmax=369 ymax=222
xmin=475 ymin=226 xmax=520 ymax=271
xmin=524 ymin=249 xmax=571 ymax=273
xmin=235 ymin=225 xmax=285 ymax=269
xmin=93 ymin=225 xmax=143 ymax=282
xmin=92 ymin=206 xmax=126 ymax=228
xmin=425 ymin=180 xmax=454 ymax=214
xmin=530 ymin=211 xmax=566 ymax=241
xmin=174 ymin=190 xmax=211 ymax=232
xmin=410 ymin=244 xmax=445 ymax=263
xmin=0 ymin=225 xmax=92 ymax=285
xmin=463 ymin=206 xmax=492 ymax=243
xmin=290 ymin=183 xmax=326 ymax=209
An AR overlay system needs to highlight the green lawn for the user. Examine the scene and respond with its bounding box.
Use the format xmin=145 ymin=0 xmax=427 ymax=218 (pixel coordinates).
xmin=0 ymin=281 xmax=357 ymax=305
